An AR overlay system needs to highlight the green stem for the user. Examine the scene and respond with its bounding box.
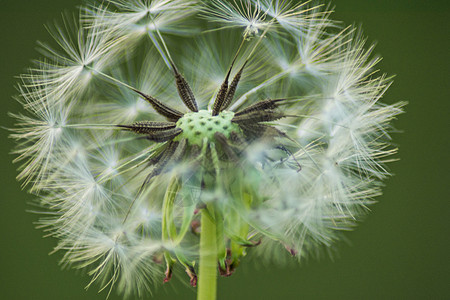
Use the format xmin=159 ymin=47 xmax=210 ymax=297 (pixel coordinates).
xmin=197 ymin=207 xmax=217 ymax=300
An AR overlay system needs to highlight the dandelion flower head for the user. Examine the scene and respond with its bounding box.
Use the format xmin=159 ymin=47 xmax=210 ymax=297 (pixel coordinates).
xmin=11 ymin=0 xmax=405 ymax=298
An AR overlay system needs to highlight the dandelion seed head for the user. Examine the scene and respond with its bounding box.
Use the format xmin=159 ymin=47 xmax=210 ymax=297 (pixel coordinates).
xmin=11 ymin=0 xmax=404 ymax=297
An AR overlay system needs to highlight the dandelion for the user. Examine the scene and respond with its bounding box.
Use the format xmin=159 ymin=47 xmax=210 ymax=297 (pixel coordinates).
xmin=11 ymin=1 xmax=404 ymax=299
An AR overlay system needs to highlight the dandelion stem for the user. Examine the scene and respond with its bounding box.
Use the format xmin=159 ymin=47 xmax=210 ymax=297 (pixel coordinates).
xmin=197 ymin=206 xmax=217 ymax=300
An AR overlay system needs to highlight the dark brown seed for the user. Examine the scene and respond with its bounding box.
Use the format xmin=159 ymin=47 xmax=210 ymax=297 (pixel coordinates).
xmin=133 ymin=89 xmax=184 ymax=122
xmin=234 ymin=99 xmax=286 ymax=116
xmin=172 ymin=63 xmax=199 ymax=112
xmin=146 ymin=128 xmax=183 ymax=142
xmin=232 ymin=109 xmax=285 ymax=124
xmin=212 ymin=79 xmax=229 ymax=116
xmin=220 ymin=61 xmax=248 ymax=111
xmin=118 ymin=121 xmax=176 ymax=134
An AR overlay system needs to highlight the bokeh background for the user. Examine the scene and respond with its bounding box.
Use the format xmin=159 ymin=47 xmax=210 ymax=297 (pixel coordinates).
xmin=1 ymin=0 xmax=448 ymax=299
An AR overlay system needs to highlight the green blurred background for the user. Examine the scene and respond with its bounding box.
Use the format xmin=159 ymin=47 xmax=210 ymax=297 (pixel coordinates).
xmin=1 ymin=1 xmax=448 ymax=299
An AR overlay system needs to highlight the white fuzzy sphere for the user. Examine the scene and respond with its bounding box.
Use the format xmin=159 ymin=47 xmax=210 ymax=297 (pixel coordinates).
xmin=11 ymin=0 xmax=404 ymax=297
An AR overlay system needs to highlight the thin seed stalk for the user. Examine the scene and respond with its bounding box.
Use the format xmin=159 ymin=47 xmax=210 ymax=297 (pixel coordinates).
xmin=162 ymin=176 xmax=180 ymax=282
xmin=197 ymin=206 xmax=218 ymax=300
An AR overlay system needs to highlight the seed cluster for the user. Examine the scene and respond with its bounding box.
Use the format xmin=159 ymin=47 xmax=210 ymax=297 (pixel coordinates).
xmin=9 ymin=0 xmax=405 ymax=298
